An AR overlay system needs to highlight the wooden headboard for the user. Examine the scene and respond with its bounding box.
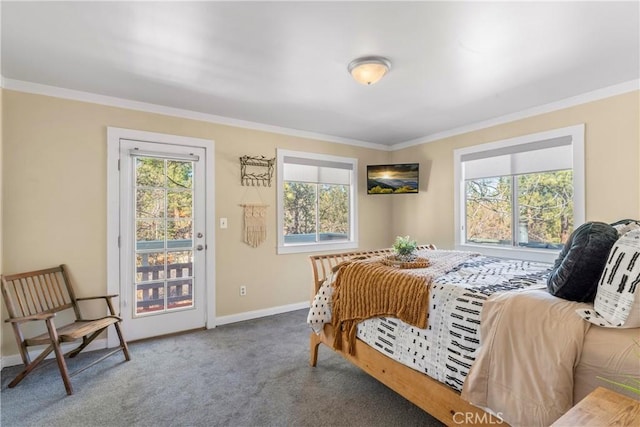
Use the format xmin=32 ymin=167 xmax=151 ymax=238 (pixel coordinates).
xmin=308 ymin=244 xmax=436 ymax=296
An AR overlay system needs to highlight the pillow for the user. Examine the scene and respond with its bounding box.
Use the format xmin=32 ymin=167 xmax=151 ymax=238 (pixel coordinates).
xmin=307 ymin=274 xmax=335 ymax=334
xmin=547 ymin=221 xmax=619 ymax=302
xmin=576 ymin=229 xmax=640 ymax=327
xmin=611 ymin=219 xmax=640 ymax=236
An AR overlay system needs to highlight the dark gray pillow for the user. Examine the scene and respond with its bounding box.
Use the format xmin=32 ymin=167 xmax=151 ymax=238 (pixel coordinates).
xmin=547 ymin=221 xmax=619 ymax=302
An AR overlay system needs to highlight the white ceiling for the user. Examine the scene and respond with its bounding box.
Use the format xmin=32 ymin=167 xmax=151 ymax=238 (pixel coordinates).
xmin=2 ymin=1 xmax=639 ymax=147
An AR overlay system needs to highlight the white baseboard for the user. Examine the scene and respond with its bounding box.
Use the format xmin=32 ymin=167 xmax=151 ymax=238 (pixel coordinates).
xmin=2 ymin=302 xmax=310 ymax=367
xmin=1 ymin=338 xmax=108 ymax=369
xmin=214 ymin=301 xmax=309 ymax=326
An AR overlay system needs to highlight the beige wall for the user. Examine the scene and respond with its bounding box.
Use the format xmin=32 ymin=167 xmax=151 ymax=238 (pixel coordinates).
xmin=0 ymin=90 xmax=392 ymax=356
xmin=1 ymin=89 xmax=639 ymax=357
xmin=389 ymin=91 xmax=640 ymax=248
xmin=1 ymin=89 xmax=3 ymax=274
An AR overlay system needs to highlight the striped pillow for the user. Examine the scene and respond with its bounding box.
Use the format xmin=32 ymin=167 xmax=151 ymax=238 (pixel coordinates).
xmin=612 ymin=219 xmax=640 ymax=236
xmin=576 ymin=229 xmax=640 ymax=328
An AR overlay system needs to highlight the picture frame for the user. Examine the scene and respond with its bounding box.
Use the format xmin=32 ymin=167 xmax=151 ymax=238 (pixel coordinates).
xmin=367 ymin=163 xmax=419 ymax=194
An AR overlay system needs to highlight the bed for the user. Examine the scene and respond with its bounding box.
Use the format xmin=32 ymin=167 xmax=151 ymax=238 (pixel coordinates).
xmin=307 ymin=245 xmax=640 ymax=427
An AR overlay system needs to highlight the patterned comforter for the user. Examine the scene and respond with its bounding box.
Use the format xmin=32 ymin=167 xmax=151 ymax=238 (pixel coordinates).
xmin=307 ymin=252 xmax=553 ymax=392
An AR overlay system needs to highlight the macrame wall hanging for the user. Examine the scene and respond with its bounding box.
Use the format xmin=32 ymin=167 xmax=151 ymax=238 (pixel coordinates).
xmin=241 ymin=203 xmax=268 ymax=248
xmin=239 ymin=154 xmax=273 ymax=247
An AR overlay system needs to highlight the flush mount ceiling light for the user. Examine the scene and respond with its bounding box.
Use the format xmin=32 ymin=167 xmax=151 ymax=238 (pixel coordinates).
xmin=348 ymin=56 xmax=391 ymax=85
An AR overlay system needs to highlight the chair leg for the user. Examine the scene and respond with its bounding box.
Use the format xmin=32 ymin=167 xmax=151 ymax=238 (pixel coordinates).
xmin=8 ymin=345 xmax=54 ymax=388
xmin=104 ymin=298 xmax=131 ymax=361
xmin=67 ymin=330 xmax=102 ymax=358
xmin=113 ymin=322 xmax=131 ymax=361
xmin=45 ymin=318 xmax=73 ymax=395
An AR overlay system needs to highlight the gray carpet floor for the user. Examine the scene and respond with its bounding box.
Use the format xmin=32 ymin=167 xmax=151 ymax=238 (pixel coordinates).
xmin=1 ymin=309 xmax=444 ymax=427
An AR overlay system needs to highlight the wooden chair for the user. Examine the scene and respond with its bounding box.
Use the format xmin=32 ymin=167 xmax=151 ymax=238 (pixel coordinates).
xmin=1 ymin=264 xmax=131 ymax=395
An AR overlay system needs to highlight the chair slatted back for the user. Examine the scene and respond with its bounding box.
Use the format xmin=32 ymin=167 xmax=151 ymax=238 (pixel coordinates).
xmin=1 ymin=265 xmax=79 ymax=320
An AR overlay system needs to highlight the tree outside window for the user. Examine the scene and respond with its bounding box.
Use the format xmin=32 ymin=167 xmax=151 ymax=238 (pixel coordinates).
xmin=277 ymin=149 xmax=357 ymax=254
xmin=465 ymin=170 xmax=573 ymax=249
xmin=283 ymin=182 xmax=349 ymax=243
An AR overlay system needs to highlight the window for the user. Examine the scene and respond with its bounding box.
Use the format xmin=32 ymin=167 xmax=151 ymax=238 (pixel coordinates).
xmin=454 ymin=125 xmax=585 ymax=262
xmin=277 ymin=149 xmax=358 ymax=254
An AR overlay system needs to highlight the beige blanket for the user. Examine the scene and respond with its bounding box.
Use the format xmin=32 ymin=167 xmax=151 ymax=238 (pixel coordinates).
xmin=461 ymin=289 xmax=591 ymax=427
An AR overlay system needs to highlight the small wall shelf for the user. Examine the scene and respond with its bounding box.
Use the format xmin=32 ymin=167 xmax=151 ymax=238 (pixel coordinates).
xmin=240 ymin=155 xmax=275 ymax=187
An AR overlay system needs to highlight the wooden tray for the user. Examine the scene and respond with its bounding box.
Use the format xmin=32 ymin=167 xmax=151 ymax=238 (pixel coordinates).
xmin=381 ymin=255 xmax=430 ymax=269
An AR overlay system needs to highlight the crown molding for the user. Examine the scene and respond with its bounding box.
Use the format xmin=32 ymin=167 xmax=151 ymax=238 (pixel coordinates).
xmin=392 ymin=79 xmax=640 ymax=150
xmin=2 ymin=78 xmax=391 ymax=152
xmin=3 ymin=78 xmax=637 ymax=152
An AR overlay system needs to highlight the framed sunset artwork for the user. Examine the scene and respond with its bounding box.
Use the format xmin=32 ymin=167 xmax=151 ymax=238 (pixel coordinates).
xmin=367 ymin=163 xmax=419 ymax=194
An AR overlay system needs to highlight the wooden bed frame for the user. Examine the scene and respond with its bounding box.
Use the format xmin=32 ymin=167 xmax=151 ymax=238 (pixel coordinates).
xmin=309 ymin=246 xmax=503 ymax=427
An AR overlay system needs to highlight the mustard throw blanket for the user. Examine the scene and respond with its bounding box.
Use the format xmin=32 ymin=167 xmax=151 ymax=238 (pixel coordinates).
xmin=332 ymin=259 xmax=430 ymax=354
xmin=331 ymin=250 xmax=479 ymax=355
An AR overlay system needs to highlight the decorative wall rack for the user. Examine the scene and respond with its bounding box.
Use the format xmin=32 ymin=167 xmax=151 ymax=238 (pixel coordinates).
xmin=240 ymin=155 xmax=275 ymax=187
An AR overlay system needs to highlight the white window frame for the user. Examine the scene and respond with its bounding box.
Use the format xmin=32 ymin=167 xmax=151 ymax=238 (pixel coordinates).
xmin=453 ymin=124 xmax=585 ymax=263
xmin=277 ymin=149 xmax=358 ymax=254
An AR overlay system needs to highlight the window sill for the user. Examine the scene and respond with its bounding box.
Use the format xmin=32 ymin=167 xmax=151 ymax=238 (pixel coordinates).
xmin=277 ymin=240 xmax=358 ymax=255
xmin=456 ymin=243 xmax=561 ymax=264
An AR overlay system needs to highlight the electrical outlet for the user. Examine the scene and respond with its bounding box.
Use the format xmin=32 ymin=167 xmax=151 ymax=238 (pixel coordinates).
xmin=240 ymin=285 xmax=247 ymax=296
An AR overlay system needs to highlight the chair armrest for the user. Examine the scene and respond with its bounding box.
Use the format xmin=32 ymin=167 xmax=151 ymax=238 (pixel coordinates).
xmin=76 ymin=294 xmax=120 ymax=316
xmin=5 ymin=312 xmax=56 ymax=323
xmin=76 ymin=294 xmax=119 ymax=301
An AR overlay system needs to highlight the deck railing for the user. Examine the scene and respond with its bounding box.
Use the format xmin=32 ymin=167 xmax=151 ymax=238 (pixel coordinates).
xmin=136 ymin=262 xmax=193 ymax=314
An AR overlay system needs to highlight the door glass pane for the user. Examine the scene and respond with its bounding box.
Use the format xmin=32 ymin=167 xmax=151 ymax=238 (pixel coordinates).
xmin=167 ymin=251 xmax=193 ymax=309
xmin=136 ymin=219 xmax=165 ymax=246
xmin=167 ymin=160 xmax=193 ymax=188
xmin=168 ymin=278 xmax=193 ymax=310
xmin=136 ymin=252 xmax=165 ymax=282
xmin=135 ymin=251 xmax=165 ymax=315
xmin=167 ymin=219 xmax=192 ymax=243
xmin=136 ymin=189 xmax=165 ymax=218
xmin=136 ymin=281 xmax=165 ymax=314
xmin=167 ymin=190 xmax=192 ymax=218
xmin=134 ymin=157 xmax=195 ymax=316
xmin=136 ymin=158 xmax=165 ymax=187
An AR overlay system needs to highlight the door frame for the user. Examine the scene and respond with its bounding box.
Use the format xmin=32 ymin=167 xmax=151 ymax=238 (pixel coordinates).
xmin=107 ymin=127 xmax=216 ymax=347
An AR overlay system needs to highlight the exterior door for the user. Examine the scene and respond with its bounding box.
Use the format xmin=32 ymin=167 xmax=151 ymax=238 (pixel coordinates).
xmin=119 ymin=139 xmax=207 ymax=341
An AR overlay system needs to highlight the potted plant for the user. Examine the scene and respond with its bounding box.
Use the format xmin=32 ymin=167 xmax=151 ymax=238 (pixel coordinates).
xmin=393 ymin=235 xmax=418 ymax=261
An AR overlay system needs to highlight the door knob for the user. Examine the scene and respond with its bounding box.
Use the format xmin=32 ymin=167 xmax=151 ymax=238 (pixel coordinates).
xmin=196 ymin=244 xmax=204 ymax=251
